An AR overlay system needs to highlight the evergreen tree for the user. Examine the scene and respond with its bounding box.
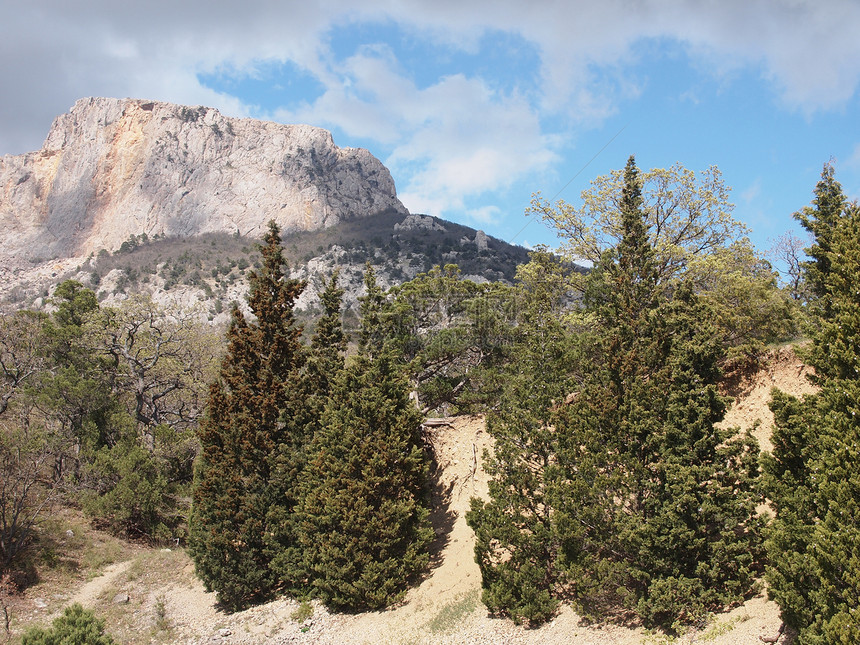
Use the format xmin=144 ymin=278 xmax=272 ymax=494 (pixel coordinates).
xmin=467 ymin=250 xmax=584 ymax=624
xmin=36 ymin=281 xmax=119 ymax=472
xmin=22 ymin=604 xmax=117 ymax=645
xmin=306 ymin=271 xmax=347 ymax=405
xmin=794 ymin=162 xmax=846 ymax=304
xmin=564 ymin=158 xmax=764 ymax=628
xmin=358 ymin=263 xmax=386 ymax=358
xmin=603 ymin=283 xmax=763 ymax=626
xmin=188 ymin=221 xmax=306 ymax=611
xmin=471 ymin=157 xmax=764 ymax=629
xmin=764 ymin=168 xmax=860 ymax=643
xmin=297 ymin=266 xmax=432 ymax=610
xmin=268 ymin=271 xmax=346 ymax=589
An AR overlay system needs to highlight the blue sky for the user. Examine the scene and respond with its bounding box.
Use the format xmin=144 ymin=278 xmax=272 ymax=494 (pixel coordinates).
xmin=3 ymin=1 xmax=859 ymax=258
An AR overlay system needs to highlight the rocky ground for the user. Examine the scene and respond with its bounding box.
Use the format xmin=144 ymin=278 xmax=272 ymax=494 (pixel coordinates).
xmin=9 ymin=347 xmax=812 ymax=645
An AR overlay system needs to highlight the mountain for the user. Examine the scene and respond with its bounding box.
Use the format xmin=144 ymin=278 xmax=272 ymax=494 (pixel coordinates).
xmin=0 ymin=98 xmax=530 ymax=318
xmin=0 ymin=97 xmax=407 ymax=265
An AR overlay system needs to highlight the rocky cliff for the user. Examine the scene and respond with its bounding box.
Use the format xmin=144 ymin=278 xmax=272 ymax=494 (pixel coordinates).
xmin=0 ymin=97 xmax=407 ymax=264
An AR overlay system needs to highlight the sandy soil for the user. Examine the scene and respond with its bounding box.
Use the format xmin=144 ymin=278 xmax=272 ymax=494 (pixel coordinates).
xmin=17 ymin=346 xmax=815 ymax=644
xmin=719 ymin=345 xmax=817 ymax=452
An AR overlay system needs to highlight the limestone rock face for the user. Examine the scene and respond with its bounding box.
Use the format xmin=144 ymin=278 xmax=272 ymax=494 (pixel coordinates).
xmin=0 ymin=97 xmax=407 ymax=262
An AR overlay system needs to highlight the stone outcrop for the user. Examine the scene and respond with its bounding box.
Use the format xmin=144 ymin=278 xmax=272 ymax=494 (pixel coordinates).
xmin=460 ymin=229 xmax=489 ymax=251
xmin=0 ymin=97 xmax=407 ymax=263
xmin=394 ymin=214 xmax=446 ymax=232
xmin=474 ymin=230 xmax=489 ymax=251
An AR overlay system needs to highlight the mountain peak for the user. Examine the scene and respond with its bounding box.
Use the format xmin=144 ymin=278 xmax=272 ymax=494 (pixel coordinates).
xmin=0 ymin=97 xmax=407 ymax=264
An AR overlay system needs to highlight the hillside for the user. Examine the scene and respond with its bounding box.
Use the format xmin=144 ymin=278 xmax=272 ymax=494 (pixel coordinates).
xmin=8 ymin=347 xmax=808 ymax=645
xmin=0 ymin=211 xmax=530 ymax=327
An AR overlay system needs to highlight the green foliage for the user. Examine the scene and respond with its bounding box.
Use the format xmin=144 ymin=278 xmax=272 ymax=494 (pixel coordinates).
xmin=529 ymin=159 xmax=798 ymax=359
xmin=467 ymin=250 xmax=586 ymax=625
xmin=1 ymin=282 xmax=213 ymax=574
xmin=688 ymin=240 xmax=799 ymax=356
xmin=290 ymin=600 xmax=314 ymax=622
xmin=794 ymin=162 xmax=846 ymax=303
xmin=0 ymin=426 xmax=56 ymax=573
xmin=386 ymin=264 xmax=514 ymax=414
xmin=763 ymin=166 xmax=860 ymax=644
xmin=562 ymin=161 xmax=764 ymax=628
xmin=425 ymin=590 xmax=480 ymax=634
xmin=22 ymin=603 xmax=117 ymax=645
xmin=528 ymin=160 xmax=743 ymax=285
xmin=358 ymin=263 xmax=386 ymax=358
xmin=297 ymin=301 xmax=432 ymax=610
xmin=189 ymin=221 xmax=307 ymax=611
xmin=306 ymin=271 xmax=347 ymax=405
xmin=472 ymin=157 xmax=765 ymax=631
xmin=10 ymin=284 xmax=210 ymax=545
xmin=82 ymin=434 xmax=182 ymax=543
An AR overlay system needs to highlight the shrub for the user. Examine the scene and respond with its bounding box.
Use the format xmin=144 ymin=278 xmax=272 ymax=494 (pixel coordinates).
xmin=22 ymin=604 xmax=117 ymax=645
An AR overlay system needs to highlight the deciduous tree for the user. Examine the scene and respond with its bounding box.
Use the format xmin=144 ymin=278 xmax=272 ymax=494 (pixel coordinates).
xmin=529 ymin=160 xmax=798 ymax=355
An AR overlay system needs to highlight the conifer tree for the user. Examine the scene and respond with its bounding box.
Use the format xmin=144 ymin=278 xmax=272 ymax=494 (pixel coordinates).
xmin=794 ymin=162 xmax=846 ymax=304
xmin=764 ymin=167 xmax=860 ymax=643
xmin=268 ymin=271 xmax=346 ymax=588
xmin=562 ymin=158 xmax=764 ymax=627
xmin=467 ymin=250 xmax=583 ymax=624
xmin=358 ymin=262 xmax=386 ymax=358
xmin=22 ymin=604 xmax=117 ymax=645
xmin=307 ymin=271 xmax=347 ymax=402
xmin=188 ymin=221 xmax=306 ymax=611
xmin=296 ymin=267 xmax=432 ymax=610
xmin=471 ymin=157 xmax=764 ymax=629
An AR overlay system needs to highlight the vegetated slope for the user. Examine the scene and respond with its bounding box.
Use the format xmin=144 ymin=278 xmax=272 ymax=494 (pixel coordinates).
xmin=1 ymin=211 xmax=530 ymax=329
xmin=15 ymin=346 xmax=809 ymax=645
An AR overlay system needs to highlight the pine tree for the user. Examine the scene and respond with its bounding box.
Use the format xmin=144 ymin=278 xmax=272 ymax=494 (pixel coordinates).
xmin=188 ymin=221 xmax=306 ymax=611
xmin=763 ymin=168 xmax=860 ymax=643
xmin=296 ymin=266 xmax=432 ymax=610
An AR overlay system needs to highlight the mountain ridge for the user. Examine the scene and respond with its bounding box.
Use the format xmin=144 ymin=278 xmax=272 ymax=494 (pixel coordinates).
xmin=0 ymin=98 xmax=530 ymax=319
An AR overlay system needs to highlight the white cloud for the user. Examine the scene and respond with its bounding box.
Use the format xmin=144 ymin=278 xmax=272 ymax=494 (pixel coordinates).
xmin=466 ymin=205 xmax=501 ymax=225
xmin=277 ymin=52 xmax=559 ymax=219
xmin=3 ymin=0 xmax=860 ymax=225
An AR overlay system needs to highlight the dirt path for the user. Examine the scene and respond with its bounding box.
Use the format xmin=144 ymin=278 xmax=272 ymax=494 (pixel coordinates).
xmin=65 ymin=560 xmax=133 ymax=611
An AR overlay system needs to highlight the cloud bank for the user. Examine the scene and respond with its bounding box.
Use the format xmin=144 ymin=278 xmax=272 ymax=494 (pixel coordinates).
xmin=3 ymin=0 xmax=858 ymax=222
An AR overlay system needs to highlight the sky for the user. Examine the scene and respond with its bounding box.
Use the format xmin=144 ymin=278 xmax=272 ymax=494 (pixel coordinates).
xmin=2 ymin=0 xmax=860 ymax=258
